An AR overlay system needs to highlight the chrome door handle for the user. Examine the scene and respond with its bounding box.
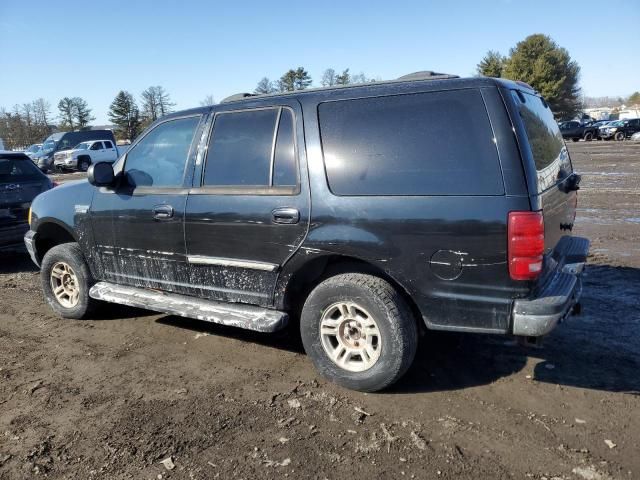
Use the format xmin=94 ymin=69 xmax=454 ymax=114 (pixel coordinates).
xmin=272 ymin=207 xmax=299 ymax=224
xmin=152 ymin=204 xmax=174 ymax=220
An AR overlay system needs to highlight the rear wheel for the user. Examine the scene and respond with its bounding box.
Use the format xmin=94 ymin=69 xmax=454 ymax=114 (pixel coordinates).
xmin=571 ymin=137 xmax=579 ymax=142
xmin=41 ymin=243 xmax=97 ymax=319
xmin=614 ymin=131 xmax=625 ymax=141
xmin=300 ymin=273 xmax=418 ymax=392
xmin=583 ymin=131 xmax=593 ymax=141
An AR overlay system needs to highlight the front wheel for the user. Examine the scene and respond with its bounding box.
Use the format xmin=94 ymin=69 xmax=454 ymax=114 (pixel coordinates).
xmin=78 ymin=156 xmax=92 ymax=171
xmin=583 ymin=132 xmax=593 ymax=141
xmin=41 ymin=243 xmax=97 ymax=319
xmin=300 ymin=273 xmax=418 ymax=392
xmin=614 ymin=131 xmax=625 ymax=141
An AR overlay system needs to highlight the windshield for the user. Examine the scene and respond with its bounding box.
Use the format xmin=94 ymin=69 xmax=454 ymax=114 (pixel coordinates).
xmin=610 ymin=121 xmax=624 ymax=127
xmin=27 ymin=145 xmax=41 ymax=153
xmin=41 ymin=139 xmax=57 ymax=153
xmin=74 ymin=142 xmax=90 ymax=150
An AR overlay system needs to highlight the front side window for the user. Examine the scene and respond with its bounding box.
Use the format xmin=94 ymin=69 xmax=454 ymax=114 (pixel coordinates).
xmin=124 ymin=116 xmax=200 ymax=188
xmin=203 ymin=107 xmax=297 ymax=189
xmin=90 ymin=142 xmax=103 ymax=151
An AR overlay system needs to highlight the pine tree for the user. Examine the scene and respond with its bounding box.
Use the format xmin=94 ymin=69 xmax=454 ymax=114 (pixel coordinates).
xmin=477 ymin=51 xmax=506 ymax=77
xmin=502 ymin=34 xmax=581 ymax=118
xmin=108 ymin=91 xmax=141 ymax=142
xmin=293 ymin=67 xmax=312 ymax=90
xmin=72 ymin=97 xmax=94 ymax=129
xmin=335 ymin=69 xmax=351 ymax=85
xmin=57 ymin=97 xmax=76 ymax=131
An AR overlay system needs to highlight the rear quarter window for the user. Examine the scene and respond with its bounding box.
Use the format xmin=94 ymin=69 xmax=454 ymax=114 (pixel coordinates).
xmin=318 ymin=89 xmax=504 ymax=196
xmin=510 ymin=91 xmax=571 ymax=192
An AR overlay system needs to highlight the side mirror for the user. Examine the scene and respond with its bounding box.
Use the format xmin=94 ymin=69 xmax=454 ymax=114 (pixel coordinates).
xmin=88 ymin=162 xmax=115 ymax=187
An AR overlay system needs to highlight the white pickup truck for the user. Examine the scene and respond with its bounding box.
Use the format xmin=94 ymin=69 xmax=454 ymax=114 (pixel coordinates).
xmin=53 ymin=140 xmax=120 ymax=171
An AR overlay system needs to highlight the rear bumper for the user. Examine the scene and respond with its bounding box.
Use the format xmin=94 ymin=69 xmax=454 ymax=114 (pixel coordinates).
xmin=0 ymin=223 xmax=30 ymax=251
xmin=511 ymin=236 xmax=589 ymax=336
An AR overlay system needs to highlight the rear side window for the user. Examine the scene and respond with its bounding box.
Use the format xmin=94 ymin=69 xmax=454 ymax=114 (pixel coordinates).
xmin=318 ymin=90 xmax=503 ymax=196
xmin=511 ymin=91 xmax=571 ymax=191
xmin=203 ymin=107 xmax=298 ymax=188
xmin=104 ymin=141 xmax=113 ymax=148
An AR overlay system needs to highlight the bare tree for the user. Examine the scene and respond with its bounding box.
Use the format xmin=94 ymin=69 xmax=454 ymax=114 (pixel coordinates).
xmin=321 ymin=68 xmax=337 ymax=87
xmin=200 ymin=95 xmax=216 ymax=106
xmin=141 ymin=86 xmax=175 ymax=123
xmin=254 ymin=77 xmax=276 ymax=94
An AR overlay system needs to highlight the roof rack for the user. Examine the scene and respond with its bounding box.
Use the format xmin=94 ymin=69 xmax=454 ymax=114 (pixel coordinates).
xmin=397 ymin=71 xmax=459 ymax=81
xmin=221 ymin=92 xmax=257 ymax=103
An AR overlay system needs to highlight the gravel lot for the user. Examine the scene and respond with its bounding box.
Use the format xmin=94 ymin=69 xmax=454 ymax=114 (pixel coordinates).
xmin=1 ymin=142 xmax=639 ymax=479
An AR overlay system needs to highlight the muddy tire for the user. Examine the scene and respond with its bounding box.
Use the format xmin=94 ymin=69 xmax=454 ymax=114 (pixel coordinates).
xmin=41 ymin=243 xmax=97 ymax=319
xmin=614 ymin=131 xmax=625 ymax=141
xmin=300 ymin=273 xmax=418 ymax=392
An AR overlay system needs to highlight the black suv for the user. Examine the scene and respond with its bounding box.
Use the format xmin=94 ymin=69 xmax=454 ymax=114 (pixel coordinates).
xmin=599 ymin=118 xmax=640 ymax=140
xmin=24 ymin=73 xmax=589 ymax=392
xmin=559 ymin=120 xmax=598 ymax=141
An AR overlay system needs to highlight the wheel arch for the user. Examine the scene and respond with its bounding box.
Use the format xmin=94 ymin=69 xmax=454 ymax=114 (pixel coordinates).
xmin=276 ymin=253 xmax=425 ymax=332
xmin=34 ymin=220 xmax=78 ymax=263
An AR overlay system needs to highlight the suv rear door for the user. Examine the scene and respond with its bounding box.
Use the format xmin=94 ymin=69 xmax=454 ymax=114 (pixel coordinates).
xmin=184 ymin=100 xmax=310 ymax=307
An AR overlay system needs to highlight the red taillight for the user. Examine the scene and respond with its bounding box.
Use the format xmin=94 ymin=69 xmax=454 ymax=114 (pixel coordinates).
xmin=508 ymin=211 xmax=544 ymax=281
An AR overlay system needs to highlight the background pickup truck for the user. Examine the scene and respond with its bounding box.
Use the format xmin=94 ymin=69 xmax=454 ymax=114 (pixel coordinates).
xmin=53 ymin=140 xmax=120 ymax=171
xmin=559 ymin=121 xmax=598 ymax=141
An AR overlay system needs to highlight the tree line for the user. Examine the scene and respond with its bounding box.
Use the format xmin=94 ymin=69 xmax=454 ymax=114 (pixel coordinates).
xmin=254 ymin=67 xmax=375 ymax=94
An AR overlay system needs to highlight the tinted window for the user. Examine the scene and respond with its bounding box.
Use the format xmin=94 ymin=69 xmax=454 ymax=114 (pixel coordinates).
xmin=273 ymin=109 xmax=297 ymax=186
xmin=124 ymin=116 xmax=200 ymax=188
xmin=0 ymin=158 xmax=43 ymax=182
xmin=204 ymin=109 xmax=278 ymax=186
xmin=511 ymin=91 xmax=571 ymax=191
xmin=104 ymin=141 xmax=113 ymax=148
xmin=90 ymin=142 xmax=103 ymax=150
xmin=319 ymin=90 xmax=503 ymax=196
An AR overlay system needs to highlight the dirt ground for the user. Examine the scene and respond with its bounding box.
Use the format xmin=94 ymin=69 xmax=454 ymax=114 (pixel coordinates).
xmin=1 ymin=142 xmax=639 ymax=480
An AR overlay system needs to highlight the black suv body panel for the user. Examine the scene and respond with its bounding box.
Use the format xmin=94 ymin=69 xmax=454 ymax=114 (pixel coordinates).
xmin=26 ymin=76 xmax=587 ymax=337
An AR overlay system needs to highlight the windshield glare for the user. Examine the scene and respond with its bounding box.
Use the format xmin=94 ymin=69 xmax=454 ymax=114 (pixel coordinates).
xmin=41 ymin=140 xmax=57 ymax=152
xmin=75 ymin=142 xmax=90 ymax=150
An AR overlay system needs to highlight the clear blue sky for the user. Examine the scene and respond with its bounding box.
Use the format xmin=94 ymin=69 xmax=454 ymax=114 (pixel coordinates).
xmin=1 ymin=0 xmax=638 ymax=124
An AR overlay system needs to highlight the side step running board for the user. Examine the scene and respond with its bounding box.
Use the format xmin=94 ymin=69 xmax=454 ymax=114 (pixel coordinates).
xmin=89 ymin=282 xmax=288 ymax=333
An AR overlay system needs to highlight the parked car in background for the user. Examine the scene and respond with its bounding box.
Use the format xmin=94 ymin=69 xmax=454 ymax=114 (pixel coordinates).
xmin=591 ymin=120 xmax=614 ymax=139
xmin=0 ymin=151 xmax=53 ymax=251
xmin=630 ymin=132 xmax=640 ymax=142
xmin=599 ymin=119 xmax=640 ymax=141
xmin=24 ymin=74 xmax=588 ymax=392
xmin=53 ymin=140 xmax=119 ymax=171
xmin=559 ymin=120 xmax=598 ymax=141
xmin=34 ymin=130 xmax=117 ymax=172
xmin=23 ymin=144 xmax=43 ymax=159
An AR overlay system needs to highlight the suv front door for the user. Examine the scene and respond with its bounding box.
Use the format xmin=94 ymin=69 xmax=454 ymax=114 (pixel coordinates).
xmin=184 ymin=101 xmax=309 ymax=307
xmin=89 ymin=115 xmax=204 ymax=291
